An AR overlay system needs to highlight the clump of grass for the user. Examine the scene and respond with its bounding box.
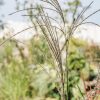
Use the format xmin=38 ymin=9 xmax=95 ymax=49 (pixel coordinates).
xmin=0 ymin=0 xmax=100 ymax=100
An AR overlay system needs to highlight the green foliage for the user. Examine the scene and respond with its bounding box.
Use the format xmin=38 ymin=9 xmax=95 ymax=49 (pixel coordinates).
xmin=0 ymin=66 xmax=30 ymax=100
xmin=29 ymin=36 xmax=54 ymax=66
xmin=0 ymin=36 xmax=99 ymax=100
xmin=64 ymin=39 xmax=87 ymax=99
xmin=0 ymin=38 xmax=57 ymax=100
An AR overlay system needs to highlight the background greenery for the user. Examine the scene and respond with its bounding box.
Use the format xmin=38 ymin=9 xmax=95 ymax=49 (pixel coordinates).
xmin=0 ymin=36 xmax=99 ymax=100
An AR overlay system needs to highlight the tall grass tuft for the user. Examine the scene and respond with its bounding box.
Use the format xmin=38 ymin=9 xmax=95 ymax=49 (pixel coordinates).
xmin=0 ymin=0 xmax=100 ymax=100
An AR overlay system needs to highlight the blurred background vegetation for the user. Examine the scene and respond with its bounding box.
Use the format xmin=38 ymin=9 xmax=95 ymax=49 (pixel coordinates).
xmin=0 ymin=36 xmax=99 ymax=100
